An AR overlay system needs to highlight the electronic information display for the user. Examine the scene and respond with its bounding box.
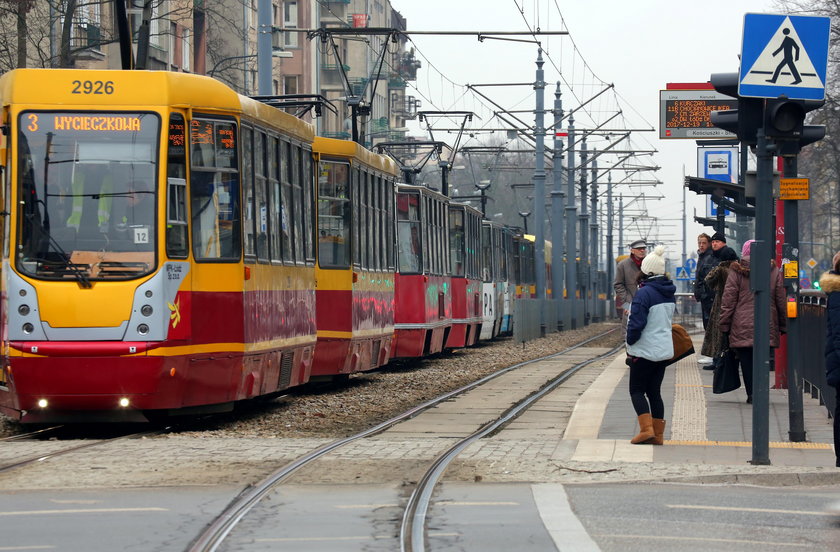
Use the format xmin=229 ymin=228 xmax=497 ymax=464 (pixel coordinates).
xmin=659 ymin=89 xmax=738 ymax=139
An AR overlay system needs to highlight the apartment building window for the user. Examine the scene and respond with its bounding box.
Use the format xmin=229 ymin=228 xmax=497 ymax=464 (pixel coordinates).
xmin=170 ymin=22 xmax=180 ymax=69
xmin=182 ymin=28 xmax=191 ymax=71
xmin=128 ymin=0 xmax=162 ymax=48
xmin=284 ymin=1 xmax=299 ymax=48
xmin=284 ymin=76 xmax=298 ymax=95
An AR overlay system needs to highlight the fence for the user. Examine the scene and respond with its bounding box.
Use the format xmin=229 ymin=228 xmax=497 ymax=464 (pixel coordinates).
xmin=798 ymin=290 xmax=834 ymax=417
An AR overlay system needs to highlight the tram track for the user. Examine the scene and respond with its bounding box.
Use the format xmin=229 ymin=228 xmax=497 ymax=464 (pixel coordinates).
xmin=0 ymin=426 xmax=174 ymax=475
xmin=187 ymin=328 xmax=621 ymax=552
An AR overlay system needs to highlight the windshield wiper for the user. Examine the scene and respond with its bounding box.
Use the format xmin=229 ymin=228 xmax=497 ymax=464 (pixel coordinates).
xmin=26 ymin=215 xmax=92 ymax=288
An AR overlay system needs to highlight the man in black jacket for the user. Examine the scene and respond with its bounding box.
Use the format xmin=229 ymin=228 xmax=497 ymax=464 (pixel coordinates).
xmin=693 ymin=233 xmax=714 ymax=329
xmin=710 ymin=232 xmax=739 ymax=264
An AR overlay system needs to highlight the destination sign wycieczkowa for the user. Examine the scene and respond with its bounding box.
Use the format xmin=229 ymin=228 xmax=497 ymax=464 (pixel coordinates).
xmin=659 ymin=89 xmax=738 ymax=139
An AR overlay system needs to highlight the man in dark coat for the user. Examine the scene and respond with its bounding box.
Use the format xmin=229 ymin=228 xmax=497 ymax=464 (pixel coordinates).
xmin=710 ymin=232 xmax=738 ymax=264
xmin=693 ymin=233 xmax=714 ymax=329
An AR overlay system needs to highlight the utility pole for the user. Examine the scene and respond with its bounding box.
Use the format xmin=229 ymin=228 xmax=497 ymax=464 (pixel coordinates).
xmin=551 ymin=82 xmax=566 ymax=330
xmin=751 ymin=128 xmax=773 ymax=465
xmin=579 ymin=137 xmax=590 ymax=325
xmin=257 ymin=0 xmax=272 ymax=95
xmin=565 ymin=115 xmax=578 ymax=329
xmin=590 ymin=154 xmax=599 ymax=322
xmin=783 ymin=154 xmax=806 ymax=442
xmin=533 ymin=49 xmax=547 ymax=311
xmin=606 ymin=172 xmax=615 ymax=318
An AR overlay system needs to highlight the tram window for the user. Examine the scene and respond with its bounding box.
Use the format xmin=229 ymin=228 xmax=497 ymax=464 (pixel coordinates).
xmin=396 ymin=192 xmax=421 ymax=274
xmin=450 ymin=209 xmax=465 ymax=277
xmin=279 ymin=140 xmax=293 ymax=263
xmin=351 ymin=168 xmax=360 ymax=266
xmin=317 ymin=160 xmax=350 ymax=268
xmin=242 ymin=127 xmax=255 ymax=259
xmin=359 ymin=172 xmax=368 ymax=270
xmin=190 ymin=117 xmax=240 ymax=261
xmin=481 ymin=225 xmax=492 ymax=282
xmin=255 ymin=132 xmax=269 ymax=262
xmin=291 ymin=145 xmax=304 ymax=264
xmin=268 ymin=137 xmax=281 ymax=262
xmin=385 ymin=180 xmax=395 ymax=270
xmin=368 ymin=173 xmax=377 ymax=270
xmin=376 ymin=177 xmax=383 ymax=271
xmin=302 ymin=151 xmax=315 ymax=264
xmin=166 ymin=113 xmax=188 ymax=258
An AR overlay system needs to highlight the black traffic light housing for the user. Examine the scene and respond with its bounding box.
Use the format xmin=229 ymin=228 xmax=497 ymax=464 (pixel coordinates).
xmin=709 ymin=72 xmax=764 ymax=146
xmin=767 ymin=98 xmax=826 ymax=155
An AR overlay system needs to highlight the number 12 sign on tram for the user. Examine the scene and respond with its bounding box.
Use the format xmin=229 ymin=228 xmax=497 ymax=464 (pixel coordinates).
xmin=739 ymin=13 xmax=830 ymax=101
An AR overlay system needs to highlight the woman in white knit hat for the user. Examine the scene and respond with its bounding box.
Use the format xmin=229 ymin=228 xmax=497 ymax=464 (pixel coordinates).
xmin=625 ymin=244 xmax=676 ymax=445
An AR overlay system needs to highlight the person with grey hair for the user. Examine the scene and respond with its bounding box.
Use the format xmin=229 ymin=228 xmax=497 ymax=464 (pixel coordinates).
xmin=614 ymin=239 xmax=646 ymax=330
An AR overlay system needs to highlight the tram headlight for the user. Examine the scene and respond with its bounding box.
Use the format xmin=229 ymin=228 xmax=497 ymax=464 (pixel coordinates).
xmin=18 ymin=304 xmax=30 ymax=316
xmin=118 ymin=397 xmax=130 ymax=408
xmin=141 ymin=305 xmax=153 ymax=317
xmin=22 ymin=323 xmax=34 ymax=334
xmin=137 ymin=324 xmax=149 ymax=335
xmin=145 ymin=290 xmax=153 ymax=298
xmin=37 ymin=399 xmax=48 ymax=408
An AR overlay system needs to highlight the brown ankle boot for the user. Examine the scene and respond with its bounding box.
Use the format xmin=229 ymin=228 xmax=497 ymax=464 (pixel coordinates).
xmin=651 ymin=418 xmax=666 ymax=445
xmin=630 ymin=413 xmax=655 ymax=444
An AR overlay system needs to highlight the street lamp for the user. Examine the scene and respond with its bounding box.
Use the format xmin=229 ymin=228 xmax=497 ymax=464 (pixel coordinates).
xmin=518 ymin=210 xmax=531 ymax=233
xmin=476 ymin=179 xmax=491 ymax=217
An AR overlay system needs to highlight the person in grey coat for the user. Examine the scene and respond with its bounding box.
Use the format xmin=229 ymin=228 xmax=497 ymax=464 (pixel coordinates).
xmin=614 ymin=239 xmax=646 ymax=330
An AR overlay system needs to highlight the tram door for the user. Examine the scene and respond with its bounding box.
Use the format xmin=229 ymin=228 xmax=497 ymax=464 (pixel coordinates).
xmin=0 ymin=107 xmax=7 ymax=387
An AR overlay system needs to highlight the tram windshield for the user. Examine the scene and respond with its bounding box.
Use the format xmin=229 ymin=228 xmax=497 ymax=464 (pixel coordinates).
xmin=16 ymin=111 xmax=159 ymax=281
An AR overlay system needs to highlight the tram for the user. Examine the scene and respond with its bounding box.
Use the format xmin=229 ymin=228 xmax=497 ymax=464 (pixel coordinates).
xmin=310 ymin=137 xmax=399 ymax=377
xmin=478 ymin=220 xmax=508 ymax=340
xmin=445 ymin=201 xmax=483 ymax=348
xmin=393 ymin=184 xmax=453 ymax=358
xmin=0 ymin=69 xmax=318 ymax=422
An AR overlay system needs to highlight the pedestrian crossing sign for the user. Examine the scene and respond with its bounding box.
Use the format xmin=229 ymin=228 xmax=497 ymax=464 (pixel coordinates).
xmin=675 ymin=267 xmax=692 ymax=281
xmin=739 ymin=13 xmax=830 ymax=100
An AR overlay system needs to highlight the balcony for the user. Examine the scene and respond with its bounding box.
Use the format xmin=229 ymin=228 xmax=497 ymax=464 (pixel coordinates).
xmin=322 ymin=62 xmax=351 ymax=72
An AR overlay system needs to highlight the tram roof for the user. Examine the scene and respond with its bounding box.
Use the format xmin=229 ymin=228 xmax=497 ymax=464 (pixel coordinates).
xmin=313 ymin=136 xmax=399 ymax=177
xmin=0 ymin=69 xmax=313 ymax=143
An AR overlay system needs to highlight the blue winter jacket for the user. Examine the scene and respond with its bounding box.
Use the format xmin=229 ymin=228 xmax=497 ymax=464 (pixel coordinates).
xmin=626 ymin=276 xmax=676 ymax=362
xmin=819 ymin=271 xmax=840 ymax=388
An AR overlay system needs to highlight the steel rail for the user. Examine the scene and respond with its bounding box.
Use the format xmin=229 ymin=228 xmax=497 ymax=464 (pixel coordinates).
xmin=400 ymin=342 xmax=624 ymax=552
xmin=0 ymin=427 xmax=170 ymax=474
xmin=186 ymin=328 xmax=618 ymax=552
xmin=0 ymin=425 xmax=64 ymax=442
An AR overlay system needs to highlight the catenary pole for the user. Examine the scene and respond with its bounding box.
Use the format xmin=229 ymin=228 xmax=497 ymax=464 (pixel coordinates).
xmin=551 ymin=82 xmax=566 ymax=330
xmin=565 ymin=115 xmax=578 ymax=328
xmin=533 ymin=49 xmax=547 ymax=309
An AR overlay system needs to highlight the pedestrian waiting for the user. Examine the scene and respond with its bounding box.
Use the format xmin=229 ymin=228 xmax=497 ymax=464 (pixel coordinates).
xmin=625 ymin=245 xmax=675 ymax=445
xmin=718 ymin=239 xmax=787 ymax=404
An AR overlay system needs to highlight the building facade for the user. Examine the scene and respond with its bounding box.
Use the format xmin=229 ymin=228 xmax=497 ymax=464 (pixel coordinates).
xmin=0 ymin=0 xmax=419 ymax=145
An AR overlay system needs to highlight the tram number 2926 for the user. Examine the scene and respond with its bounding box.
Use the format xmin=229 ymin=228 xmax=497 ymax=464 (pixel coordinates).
xmin=71 ymin=80 xmax=115 ymax=95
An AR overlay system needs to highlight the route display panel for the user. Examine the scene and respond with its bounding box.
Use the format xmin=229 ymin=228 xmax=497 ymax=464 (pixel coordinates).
xmin=659 ymin=89 xmax=738 ymax=139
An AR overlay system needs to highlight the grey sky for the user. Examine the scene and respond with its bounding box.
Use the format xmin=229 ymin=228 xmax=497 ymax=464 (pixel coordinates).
xmin=392 ymin=0 xmax=777 ymax=257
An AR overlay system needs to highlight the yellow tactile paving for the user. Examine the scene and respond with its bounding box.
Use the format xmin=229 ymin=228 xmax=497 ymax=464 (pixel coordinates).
xmin=666 ymin=440 xmax=833 ymax=450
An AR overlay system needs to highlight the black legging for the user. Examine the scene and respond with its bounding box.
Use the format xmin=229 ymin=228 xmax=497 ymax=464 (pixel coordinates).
xmin=733 ymin=347 xmax=754 ymax=398
xmin=629 ymin=357 xmax=668 ymax=418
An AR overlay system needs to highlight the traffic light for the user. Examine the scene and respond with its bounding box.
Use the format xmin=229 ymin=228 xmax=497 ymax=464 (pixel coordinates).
xmin=770 ymin=99 xmax=826 ymax=156
xmin=709 ymin=72 xmax=764 ymax=145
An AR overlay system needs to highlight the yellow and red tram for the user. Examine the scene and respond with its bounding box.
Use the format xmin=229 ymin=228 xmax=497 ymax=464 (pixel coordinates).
xmin=310 ymin=137 xmax=399 ymax=377
xmin=0 ymin=69 xmax=317 ymax=422
xmin=393 ymin=184 xmax=453 ymax=358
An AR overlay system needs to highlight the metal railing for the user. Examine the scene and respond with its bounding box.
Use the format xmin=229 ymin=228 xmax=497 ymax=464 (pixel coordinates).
xmin=798 ymin=290 xmax=834 ymax=417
